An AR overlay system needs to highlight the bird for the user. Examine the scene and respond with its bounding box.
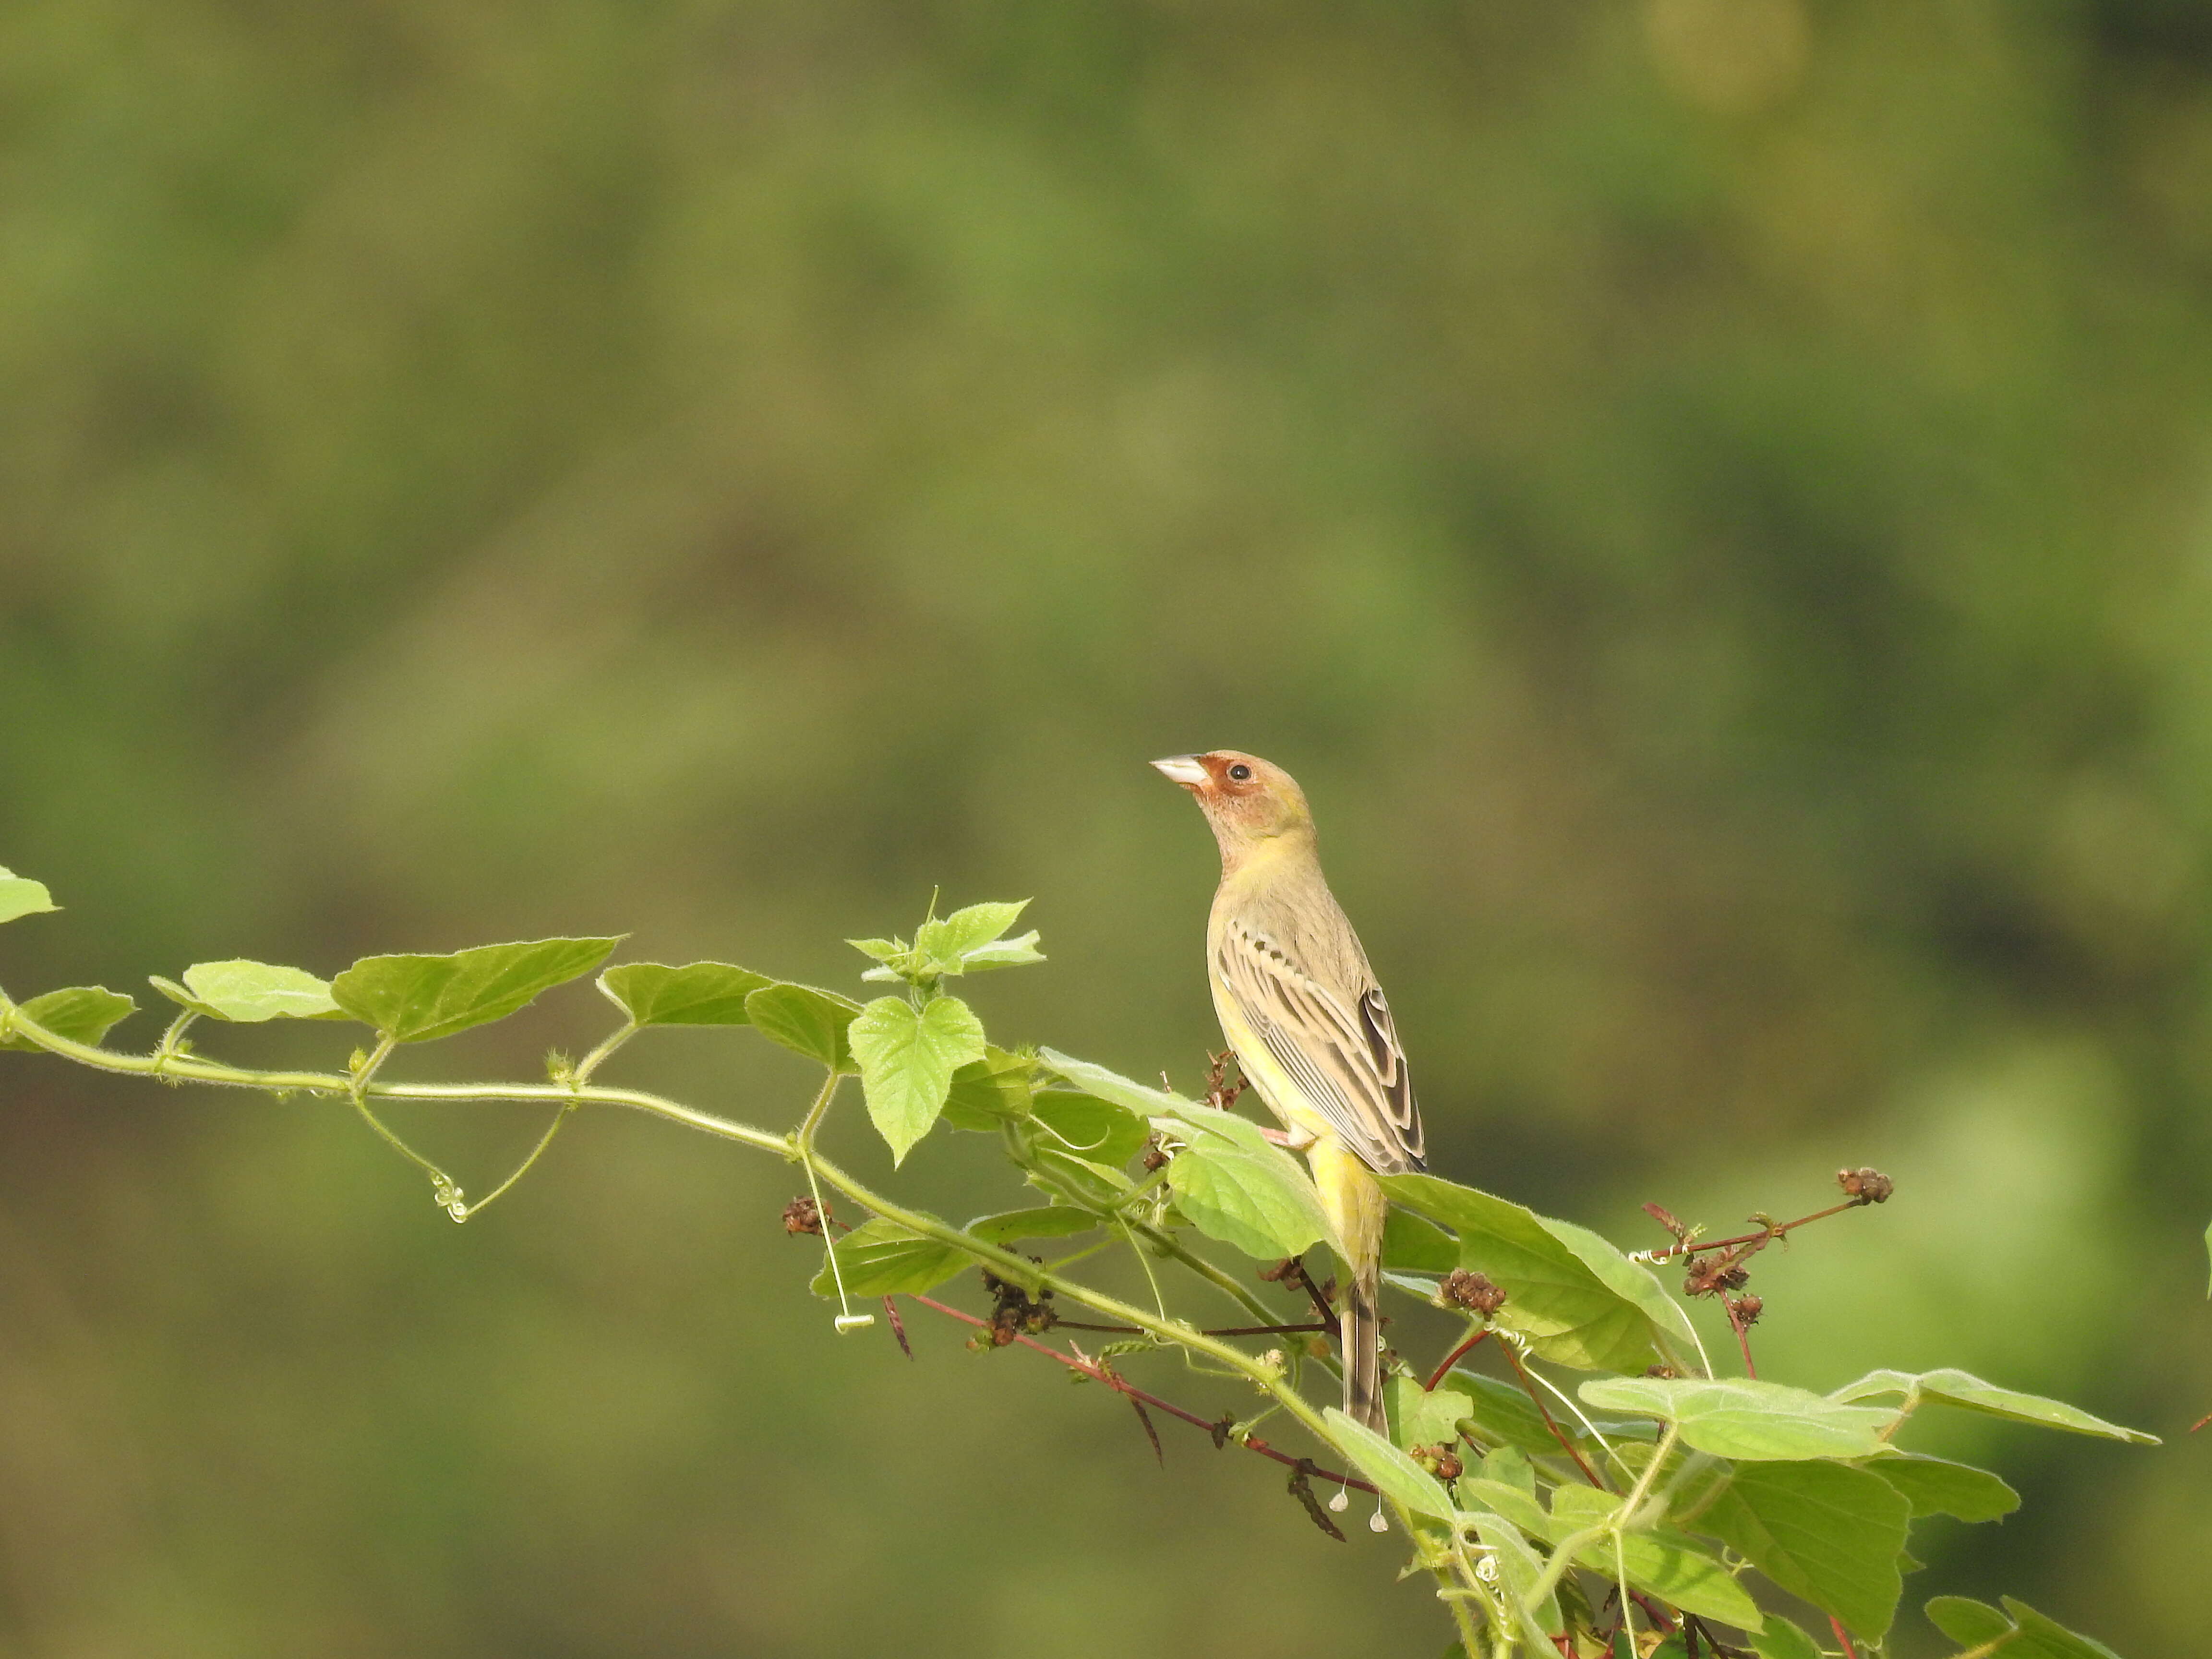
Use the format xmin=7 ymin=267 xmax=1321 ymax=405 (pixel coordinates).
xmin=1151 ymin=750 xmax=1424 ymax=1435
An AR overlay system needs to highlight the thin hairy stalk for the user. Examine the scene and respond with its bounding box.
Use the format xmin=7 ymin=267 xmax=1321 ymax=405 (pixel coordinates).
xmin=460 ymin=1024 xmax=638 ymax=1221
xmin=457 ymin=1104 xmax=577 ymax=1220
xmin=1495 ymin=1337 xmax=1607 ymax=1490
xmin=1520 ymin=1423 xmax=1680 ymax=1616
xmin=341 ymin=1036 xmax=461 ymax=1203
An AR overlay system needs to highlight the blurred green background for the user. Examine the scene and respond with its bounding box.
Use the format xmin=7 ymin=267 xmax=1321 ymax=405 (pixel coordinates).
xmin=2 ymin=0 xmax=2210 ymax=1653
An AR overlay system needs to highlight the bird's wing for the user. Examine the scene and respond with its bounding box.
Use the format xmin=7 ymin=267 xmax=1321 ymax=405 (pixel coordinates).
xmin=1215 ymin=918 xmax=1425 ymax=1174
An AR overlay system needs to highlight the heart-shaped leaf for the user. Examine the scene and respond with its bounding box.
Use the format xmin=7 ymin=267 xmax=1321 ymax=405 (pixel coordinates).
xmin=850 ymin=994 xmax=987 ymax=1163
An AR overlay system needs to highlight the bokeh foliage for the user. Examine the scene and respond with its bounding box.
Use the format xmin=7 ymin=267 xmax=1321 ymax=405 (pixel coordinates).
xmin=2 ymin=0 xmax=2210 ymax=1654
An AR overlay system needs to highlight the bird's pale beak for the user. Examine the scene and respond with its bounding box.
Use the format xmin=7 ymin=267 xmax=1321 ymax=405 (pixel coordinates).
xmin=1150 ymin=755 xmax=1209 ymax=789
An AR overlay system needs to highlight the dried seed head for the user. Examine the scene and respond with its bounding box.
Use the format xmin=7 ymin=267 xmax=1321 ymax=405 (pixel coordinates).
xmin=1683 ymin=1256 xmax=1752 ymax=1297
xmin=1440 ymin=1269 xmax=1509 ymax=1316
xmin=1838 ymin=1166 xmax=1895 ymax=1204
xmin=1412 ymin=1444 xmax=1465 ymax=1481
xmin=1728 ymin=1294 xmax=1764 ymax=1326
xmin=781 ymin=1196 xmax=823 ymax=1236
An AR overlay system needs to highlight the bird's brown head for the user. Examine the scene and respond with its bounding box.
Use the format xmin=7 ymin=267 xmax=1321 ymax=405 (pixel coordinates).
xmin=1150 ymin=750 xmax=1314 ymax=863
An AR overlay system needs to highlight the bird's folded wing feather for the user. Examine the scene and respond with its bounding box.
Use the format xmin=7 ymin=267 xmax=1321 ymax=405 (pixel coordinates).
xmin=1215 ymin=919 xmax=1424 ymax=1174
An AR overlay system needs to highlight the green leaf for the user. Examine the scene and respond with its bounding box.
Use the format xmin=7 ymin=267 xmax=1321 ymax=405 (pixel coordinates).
xmin=1035 ymin=1047 xmax=1190 ymax=1115
xmin=744 ymin=983 xmax=863 ymax=1071
xmin=151 ymin=960 xmax=341 ymax=1022
xmin=1751 ymin=1615 xmax=1823 ymax=1659
xmin=1924 ymin=1597 xmax=2125 ymax=1659
xmin=1166 ymin=1129 xmax=1329 ymax=1261
xmin=1580 ymin=1376 xmax=1894 ymax=1460
xmin=965 ymin=1206 xmax=1099 ymax=1246
xmin=1030 ymin=1146 xmax=1135 ymax=1206
xmin=1322 ymin=1406 xmax=1456 ymax=1521
xmin=1031 ymin=1089 xmax=1150 ymax=1166
xmin=2000 ymin=1599 xmax=2127 ymax=1659
xmin=1927 ymin=1598 xmax=2015 ymax=1647
xmin=1387 ymin=1374 xmax=1472 ymax=1453
xmin=1383 ymin=1207 xmax=1459 ymax=1273
xmin=331 ymin=938 xmax=619 ymax=1044
xmin=914 ymin=900 xmax=1035 ymax=974
xmin=0 ymin=986 xmax=136 ymax=1050
xmin=1543 ymin=1484 xmax=1766 ymax=1630
xmin=1464 ymin=1509 xmax=1564 ymax=1642
xmin=1381 ymin=1173 xmax=1667 ymax=1372
xmin=1456 ymin=1475 xmax=1551 ymax=1534
xmin=811 ymin=1216 xmax=967 ymax=1298
xmin=597 ymin=961 xmax=770 ymax=1026
xmin=1833 ymin=1368 xmax=2157 ymax=1444
xmin=1865 ymin=1453 xmax=2020 ymax=1522
xmin=939 ymin=1046 xmax=1036 ymax=1131
xmin=1702 ymin=1459 xmax=1910 ymax=1638
xmin=1538 ymin=1213 xmax=1699 ymax=1353
xmin=955 ymin=932 xmax=1045 ymax=972
xmin=1480 ymin=1446 xmax=1538 ymax=1494
xmin=0 ymin=867 xmax=57 ymax=925
xmin=849 ymin=994 xmax=987 ymax=1164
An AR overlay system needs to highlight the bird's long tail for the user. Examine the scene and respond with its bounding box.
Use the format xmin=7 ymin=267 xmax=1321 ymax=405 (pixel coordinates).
xmin=1341 ymin=1260 xmax=1384 ymax=1432
xmin=1310 ymin=1140 xmax=1389 ymax=1432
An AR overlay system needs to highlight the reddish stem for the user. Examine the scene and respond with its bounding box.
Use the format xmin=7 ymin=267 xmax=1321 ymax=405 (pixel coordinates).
xmin=1723 ymin=1300 xmax=1758 ymax=1379
xmin=1054 ymin=1319 xmax=1330 ymax=1338
xmin=1830 ymin=1614 xmax=1861 ymax=1659
xmin=1644 ymin=1199 xmax=1862 ymax=1262
xmin=1426 ymin=1327 xmax=1489 ymax=1391
xmin=904 ymin=1293 xmax=1378 ymax=1495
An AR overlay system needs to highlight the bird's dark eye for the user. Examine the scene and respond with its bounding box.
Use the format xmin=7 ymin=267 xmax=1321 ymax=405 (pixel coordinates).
xmin=1227 ymin=763 xmax=1252 ymax=782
